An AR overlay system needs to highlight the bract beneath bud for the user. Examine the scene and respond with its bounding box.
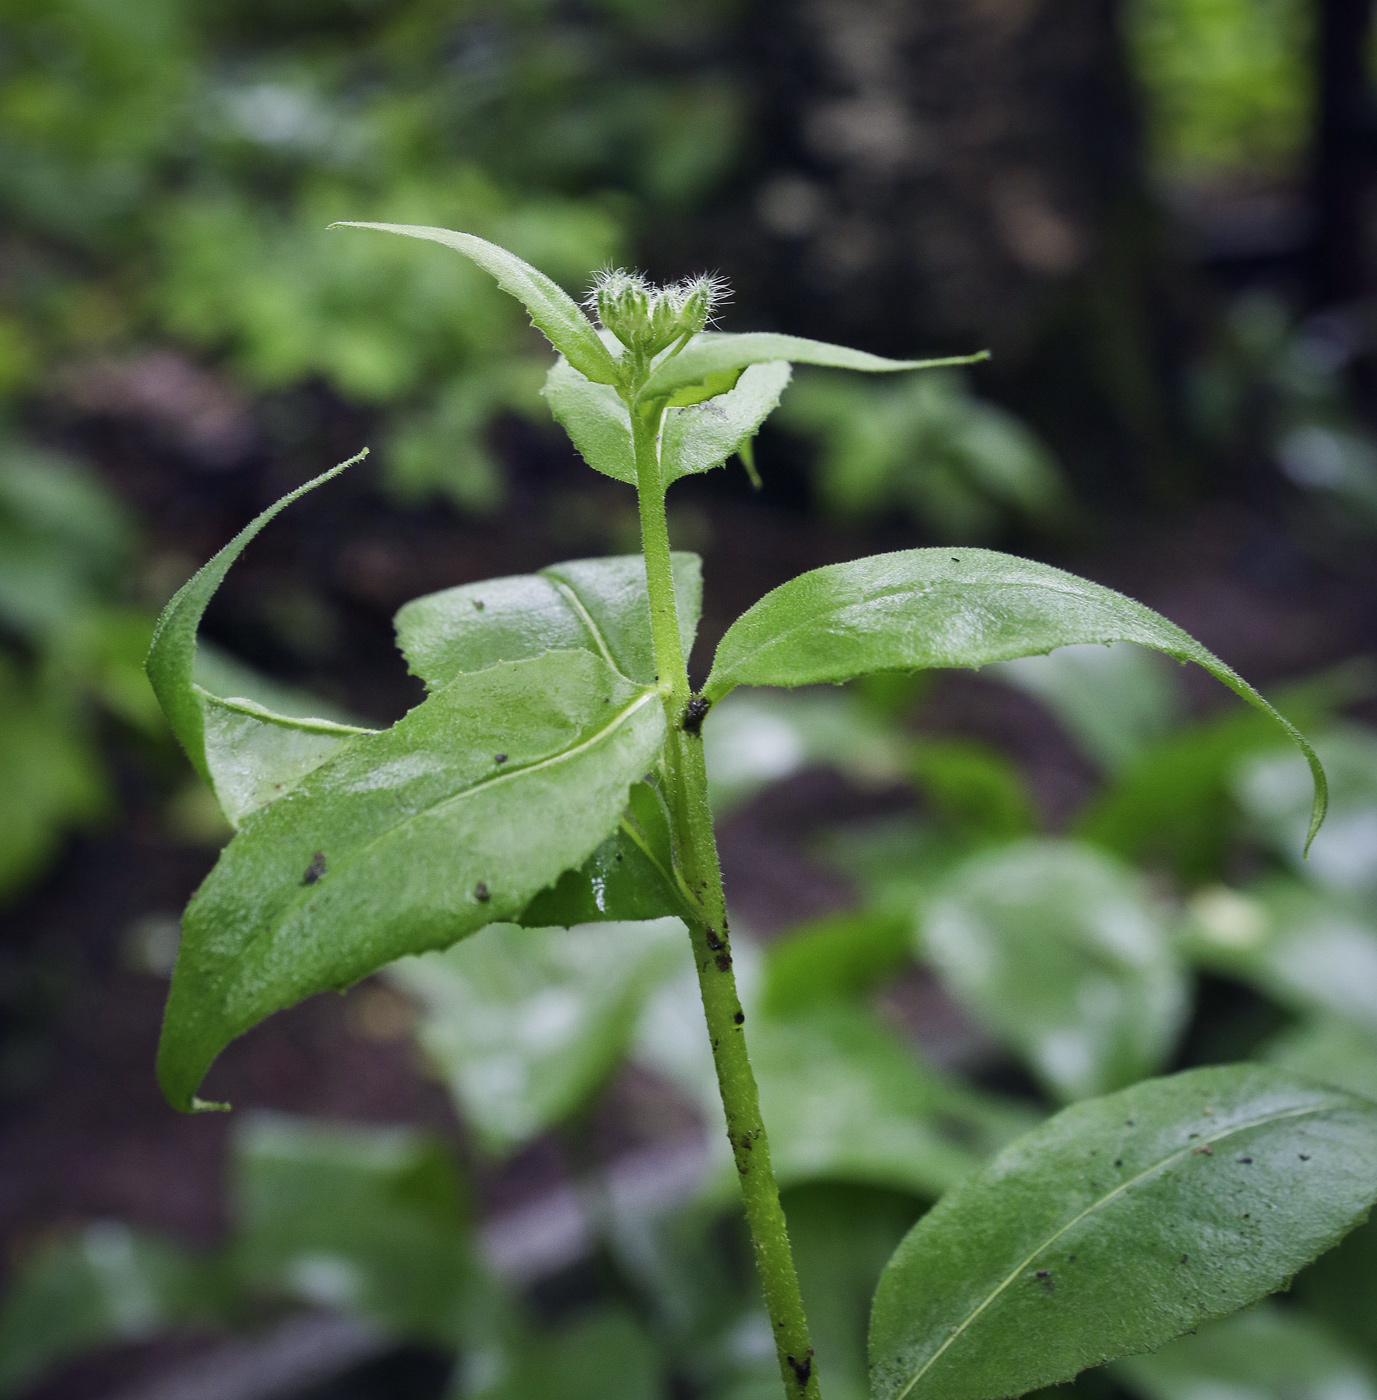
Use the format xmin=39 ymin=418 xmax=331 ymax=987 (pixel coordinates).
xmin=589 ymin=268 xmax=728 ymax=357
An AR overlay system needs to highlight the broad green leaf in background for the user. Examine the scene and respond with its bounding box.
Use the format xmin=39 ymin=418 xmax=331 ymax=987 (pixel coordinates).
xmin=1186 ymin=881 xmax=1377 ymax=1035
xmin=158 ymin=647 xmax=666 ymax=1112
xmin=1263 ymin=1019 xmax=1377 ymax=1102
xmin=660 ymin=362 xmax=792 ymax=482
xmin=0 ymin=1224 xmax=222 ymax=1399
xmin=704 ymin=547 xmax=1327 ymax=849
xmin=145 ymin=453 xmax=375 ymax=828
xmin=1234 ymin=726 xmax=1377 ymax=895
xmin=233 ymin=1113 xmax=472 ymax=1343
xmin=637 ymin=331 xmax=988 ymax=403
xmin=910 ymin=739 xmax=1039 ymax=845
xmin=760 ymin=909 xmax=913 ymax=1017
xmin=477 ymin=1308 xmax=662 ymax=1400
xmin=991 ymin=641 xmax=1182 ymax=773
xmin=332 ymin=223 xmax=621 ymax=387
xmin=741 ymin=1005 xmax=1037 ymax=1200
xmin=868 ymin=1064 xmax=1377 ymax=1400
xmin=1294 ymin=1216 xmax=1377 ymax=1372
xmin=386 ymin=918 xmax=685 ymax=1155
xmin=1116 ymin=1302 xmax=1377 ymax=1400
xmin=395 ymin=551 xmax=702 ymax=691
xmin=921 ymin=840 xmax=1188 ymax=1102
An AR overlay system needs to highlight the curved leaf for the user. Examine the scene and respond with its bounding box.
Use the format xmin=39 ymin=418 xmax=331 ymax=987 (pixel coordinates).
xmin=705 ymin=548 xmax=1326 ymax=848
xmin=638 ymin=332 xmax=987 ymax=403
xmin=157 ymin=648 xmax=665 ymax=1112
xmin=144 ymin=452 xmax=374 ymax=827
xmin=395 ymin=551 xmax=702 ymax=691
xmin=661 ymin=362 xmax=792 ymax=482
xmin=542 ymin=359 xmax=637 ymax=484
xmin=921 ymin=840 xmax=1188 ymax=1102
xmin=868 ymin=1064 xmax=1377 ymax=1400
xmin=331 ymin=223 xmax=620 ymax=387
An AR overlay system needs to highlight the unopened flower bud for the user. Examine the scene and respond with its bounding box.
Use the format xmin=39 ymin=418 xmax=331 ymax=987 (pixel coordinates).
xmin=588 ymin=268 xmax=730 ymax=356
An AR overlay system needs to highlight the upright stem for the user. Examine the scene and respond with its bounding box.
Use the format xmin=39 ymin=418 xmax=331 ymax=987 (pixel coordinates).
xmin=630 ymin=407 xmax=821 ymax=1400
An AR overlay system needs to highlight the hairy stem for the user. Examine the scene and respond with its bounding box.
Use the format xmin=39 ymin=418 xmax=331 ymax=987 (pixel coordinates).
xmin=631 ymin=408 xmax=821 ymax=1400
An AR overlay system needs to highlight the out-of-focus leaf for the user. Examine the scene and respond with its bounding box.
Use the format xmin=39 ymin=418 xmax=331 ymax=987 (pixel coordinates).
xmin=921 ymin=840 xmax=1188 ymax=1101
xmin=387 ymin=918 xmax=685 ymax=1154
xmin=158 ymin=648 xmax=666 ymax=1112
xmin=332 ymin=223 xmax=620 ymax=386
xmin=1186 ymin=881 xmax=1377 ymax=1035
xmin=705 ymin=548 xmax=1326 ymax=849
xmin=1263 ymin=1019 xmax=1377 ymax=1101
xmin=785 ymin=1185 xmax=924 ymax=1400
xmin=233 ymin=1113 xmax=471 ymax=1343
xmin=477 ymin=1308 xmax=662 ymax=1400
xmin=868 ymin=1065 xmax=1377 ymax=1400
xmin=0 ymin=1223 xmax=224 ymax=1398
xmin=1116 ymin=1302 xmax=1377 ymax=1400
xmin=1235 ymin=726 xmax=1377 ymax=895
xmin=661 ymin=362 xmax=792 ymax=482
xmin=991 ymin=642 xmax=1181 ymax=773
xmin=145 ymin=454 xmax=374 ymax=827
xmin=761 ymin=909 xmax=913 ymax=1017
xmin=395 ymin=551 xmax=701 ymax=692
xmin=1294 ymin=1217 xmax=1377 ymax=1371
xmin=638 ymin=330 xmax=986 ymax=403
xmin=910 ymin=739 xmax=1038 ymax=843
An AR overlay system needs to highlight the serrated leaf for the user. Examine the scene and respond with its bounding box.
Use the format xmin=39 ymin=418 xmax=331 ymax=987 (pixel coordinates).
xmin=518 ymin=779 xmax=683 ymax=927
xmin=868 ymin=1064 xmax=1377 ymax=1400
xmin=332 ymin=223 xmax=620 ymax=387
xmin=1116 ymin=1302 xmax=1377 ymax=1400
xmin=705 ymin=548 xmax=1326 ymax=849
xmin=921 ymin=840 xmax=1188 ymax=1102
xmin=662 ymin=362 xmax=792 ymax=482
xmin=543 ymin=358 xmax=638 ymax=484
xmin=157 ymin=648 xmax=665 ymax=1112
xmin=232 ymin=1113 xmax=471 ymax=1342
xmin=638 ymin=331 xmax=986 ymax=403
xmin=145 ymin=453 xmax=374 ymax=828
xmin=387 ymin=918 xmax=685 ymax=1154
xmin=395 ymin=551 xmax=702 ymax=691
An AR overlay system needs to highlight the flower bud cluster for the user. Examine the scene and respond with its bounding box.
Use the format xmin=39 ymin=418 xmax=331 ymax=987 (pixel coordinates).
xmin=589 ymin=268 xmax=728 ymax=356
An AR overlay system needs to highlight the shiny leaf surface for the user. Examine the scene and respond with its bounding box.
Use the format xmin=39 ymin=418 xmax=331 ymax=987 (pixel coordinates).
xmin=869 ymin=1065 xmax=1377 ymax=1400
xmin=660 ymin=361 xmax=792 ymax=482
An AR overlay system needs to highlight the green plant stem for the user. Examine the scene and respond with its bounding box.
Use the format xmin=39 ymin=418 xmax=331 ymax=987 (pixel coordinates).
xmin=631 ymin=406 xmax=821 ymax=1400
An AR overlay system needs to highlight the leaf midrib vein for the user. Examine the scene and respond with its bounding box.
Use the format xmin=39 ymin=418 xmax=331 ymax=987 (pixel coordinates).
xmin=890 ymin=1100 xmax=1325 ymax=1400
xmin=544 ymin=575 xmax=622 ymax=672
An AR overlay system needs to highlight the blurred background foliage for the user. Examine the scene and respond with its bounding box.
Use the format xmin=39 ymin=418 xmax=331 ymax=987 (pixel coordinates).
xmin=4 ymin=1 xmax=1377 ymax=1398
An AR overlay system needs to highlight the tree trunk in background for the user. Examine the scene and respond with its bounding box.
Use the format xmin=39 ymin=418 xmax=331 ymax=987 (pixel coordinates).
xmin=671 ymin=0 xmax=1191 ymax=506
xmin=1312 ymin=0 xmax=1376 ymax=306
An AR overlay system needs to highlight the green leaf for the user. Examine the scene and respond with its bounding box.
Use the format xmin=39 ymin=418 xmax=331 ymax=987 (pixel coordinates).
xmin=0 ymin=1223 xmax=224 ymax=1398
xmin=543 ymin=358 xmax=638 ymax=485
xmin=663 ymin=366 xmax=745 ymax=407
xmin=232 ymin=1112 xmax=472 ymax=1343
xmin=761 ymin=909 xmax=913 ymax=1017
xmin=1116 ymin=1302 xmax=1377 ymax=1400
xmin=395 ymin=551 xmax=702 ymax=691
xmin=661 ymin=362 xmax=792 ymax=482
xmin=518 ymin=779 xmax=683 ymax=927
xmin=157 ymin=648 xmax=666 ymax=1112
xmin=480 ymin=1308 xmax=662 ymax=1400
xmin=1185 ymin=881 xmax=1377 ymax=1035
xmin=1294 ymin=1216 xmax=1377 ymax=1371
xmin=705 ymin=548 xmax=1327 ymax=849
xmin=921 ymin=840 xmax=1188 ymax=1102
xmin=638 ymin=331 xmax=987 ymax=403
xmin=1263 ymin=1018 xmax=1377 ymax=1102
xmin=868 ymin=1064 xmax=1377 ymax=1400
xmin=386 ymin=917 xmax=685 ymax=1154
xmin=145 ymin=452 xmax=374 ymax=828
xmin=331 ymin=223 xmax=621 ymax=387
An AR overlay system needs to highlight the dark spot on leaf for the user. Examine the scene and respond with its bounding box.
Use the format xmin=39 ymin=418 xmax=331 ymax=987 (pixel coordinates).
xmin=1181 ymin=1254 xmax=1189 ymax=1264
xmin=682 ymin=694 xmax=711 ymax=736
xmin=734 ymin=1011 xmax=745 ymax=1025
xmin=474 ymin=881 xmax=491 ymax=902
xmin=1242 ymin=1213 xmax=1250 ymax=1219
xmin=1188 ymin=1132 xmax=1199 ymax=1138
xmin=302 ymin=852 xmax=326 ymax=885
xmin=715 ymin=951 xmax=732 ymax=972
xmin=950 ymin=557 xmax=959 ymax=563
xmin=705 ymin=927 xmax=724 ymax=952
xmin=1036 ymin=1269 xmax=1050 ymax=1277
xmin=1114 ymin=1160 xmax=1123 ymax=1167
xmin=1126 ymin=1119 xmax=1135 ymax=1126
xmin=1193 ymin=1145 xmax=1213 ymax=1155
xmin=473 ymin=599 xmax=484 ymax=610
xmin=495 ymin=753 xmax=508 ymax=763
xmin=1068 ymin=1255 xmax=1076 ymax=1262
xmin=1238 ymin=1156 xmax=1253 ymax=1164
xmin=1300 ymin=1153 xmax=1311 ymax=1161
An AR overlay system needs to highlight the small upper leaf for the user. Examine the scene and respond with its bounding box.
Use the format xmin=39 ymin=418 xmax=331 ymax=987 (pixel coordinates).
xmin=705 ymin=548 xmax=1327 ymax=849
xmin=332 ymin=223 xmax=621 ymax=387
xmin=157 ymin=648 xmax=665 ymax=1112
xmin=637 ymin=331 xmax=987 ymax=403
xmin=868 ymin=1064 xmax=1377 ymax=1400
xmin=661 ymin=362 xmax=792 ymax=483
xmin=542 ymin=359 xmax=637 ymax=485
xmin=144 ymin=451 xmax=374 ymax=828
xmin=395 ymin=551 xmax=702 ymax=691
